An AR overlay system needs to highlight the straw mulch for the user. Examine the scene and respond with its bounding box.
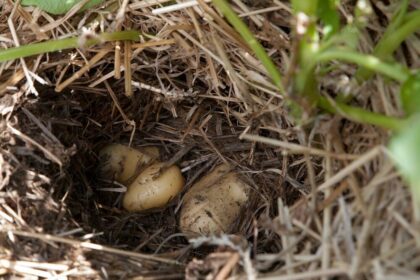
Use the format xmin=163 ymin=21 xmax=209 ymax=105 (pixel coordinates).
xmin=1 ymin=0 xmax=419 ymax=279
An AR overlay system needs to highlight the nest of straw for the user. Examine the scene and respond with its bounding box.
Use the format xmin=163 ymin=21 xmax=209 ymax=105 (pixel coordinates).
xmin=1 ymin=0 xmax=419 ymax=279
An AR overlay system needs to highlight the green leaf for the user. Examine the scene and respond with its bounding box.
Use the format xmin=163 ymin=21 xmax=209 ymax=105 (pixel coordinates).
xmin=389 ymin=116 xmax=420 ymax=204
xmin=381 ymin=0 xmax=409 ymax=40
xmin=291 ymin=0 xmax=318 ymax=16
xmin=321 ymin=25 xmax=359 ymax=51
xmin=400 ymin=72 xmax=420 ymax=115
xmin=317 ymin=0 xmax=340 ymax=39
xmin=21 ymin=0 xmax=103 ymax=15
xmin=0 ymin=31 xmax=140 ymax=62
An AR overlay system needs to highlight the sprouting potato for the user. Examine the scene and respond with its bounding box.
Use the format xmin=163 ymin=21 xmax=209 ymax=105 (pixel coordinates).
xmin=123 ymin=162 xmax=185 ymax=212
xmin=98 ymin=143 xmax=159 ymax=184
xmin=179 ymin=164 xmax=250 ymax=236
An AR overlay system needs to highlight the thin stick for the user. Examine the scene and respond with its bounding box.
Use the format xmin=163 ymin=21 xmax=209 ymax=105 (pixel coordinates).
xmin=55 ymin=49 xmax=110 ymax=92
xmin=21 ymin=108 xmax=63 ymax=146
xmin=331 ymin=123 xmax=368 ymax=216
xmin=114 ymin=41 xmax=122 ymax=79
xmin=349 ymin=189 xmax=380 ymax=277
xmin=318 ymin=146 xmax=383 ymax=192
xmin=0 ymin=260 xmax=68 ymax=271
xmin=278 ymin=199 xmax=294 ymax=275
xmin=239 ymin=6 xmax=285 ymax=17
xmin=6 ymin=230 xmax=181 ymax=265
xmin=103 ymin=80 xmax=132 ymax=125
xmin=259 ymin=268 xmax=348 ymax=280
xmin=211 ymin=0 xmax=284 ymax=91
xmin=124 ymin=41 xmax=133 ymax=97
xmin=152 ymin=0 xmax=211 ymax=14
xmin=188 ymin=10 xmax=220 ymax=89
xmin=0 ymin=262 xmax=53 ymax=278
xmin=0 ymin=31 xmax=139 ymax=63
xmin=0 ymin=69 xmax=25 ymax=96
xmin=215 ymin=253 xmax=240 ymax=280
xmin=321 ymin=136 xmax=332 ymax=280
xmin=7 ymin=124 xmax=62 ymax=166
xmin=131 ymin=38 xmax=176 ymax=49
xmin=89 ymin=66 xmax=125 ymax=88
xmin=113 ymin=0 xmax=129 ymax=79
xmin=129 ymin=0 xmax=172 ymax=9
xmin=316 ymin=181 xmax=348 ymax=212
xmin=7 ymin=1 xmax=37 ymax=95
xmin=240 ymin=134 xmax=359 ymax=160
xmin=292 ymin=146 xmax=384 ymax=213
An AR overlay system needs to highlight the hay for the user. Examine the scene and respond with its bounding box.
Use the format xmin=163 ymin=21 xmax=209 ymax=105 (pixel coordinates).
xmin=0 ymin=0 xmax=419 ymax=279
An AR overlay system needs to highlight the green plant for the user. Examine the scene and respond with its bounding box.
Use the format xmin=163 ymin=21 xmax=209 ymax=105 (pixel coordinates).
xmin=21 ymin=0 xmax=103 ymax=15
xmin=211 ymin=0 xmax=420 ymax=204
xmin=0 ymin=2 xmax=139 ymax=63
xmin=356 ymin=0 xmax=420 ymax=81
xmin=400 ymin=72 xmax=420 ymax=116
xmin=389 ymin=115 xmax=420 ymax=205
xmin=2 ymin=0 xmax=419 ymax=207
xmin=0 ymin=31 xmax=140 ymax=63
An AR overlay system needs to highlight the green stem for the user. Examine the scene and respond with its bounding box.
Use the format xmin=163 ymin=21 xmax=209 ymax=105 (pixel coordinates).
xmin=318 ymin=97 xmax=406 ymax=131
xmin=0 ymin=30 xmax=140 ymax=63
xmin=402 ymin=10 xmax=420 ymax=25
xmin=356 ymin=10 xmax=420 ymax=81
xmin=380 ymin=0 xmax=409 ymax=40
xmin=211 ymin=0 xmax=284 ymax=93
xmin=211 ymin=0 xmax=407 ymax=131
xmin=296 ymin=21 xmax=322 ymax=105
xmin=314 ymin=50 xmax=410 ymax=83
xmin=375 ymin=10 xmax=420 ymax=59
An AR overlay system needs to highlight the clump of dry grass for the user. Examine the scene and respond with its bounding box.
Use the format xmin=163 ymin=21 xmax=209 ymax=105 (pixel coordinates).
xmin=0 ymin=0 xmax=419 ymax=279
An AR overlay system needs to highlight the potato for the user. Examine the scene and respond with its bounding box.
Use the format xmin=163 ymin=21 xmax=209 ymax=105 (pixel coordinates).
xmin=179 ymin=164 xmax=250 ymax=235
xmin=98 ymin=144 xmax=159 ymax=184
xmin=123 ymin=162 xmax=185 ymax=212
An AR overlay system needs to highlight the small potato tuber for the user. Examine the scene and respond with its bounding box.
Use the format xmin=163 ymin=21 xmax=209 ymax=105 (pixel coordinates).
xmin=123 ymin=162 xmax=185 ymax=212
xmin=98 ymin=144 xmax=159 ymax=184
xmin=179 ymin=164 xmax=250 ymax=236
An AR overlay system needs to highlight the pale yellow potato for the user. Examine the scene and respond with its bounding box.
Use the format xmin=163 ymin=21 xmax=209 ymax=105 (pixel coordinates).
xmin=123 ymin=162 xmax=185 ymax=212
xmin=98 ymin=144 xmax=159 ymax=184
xmin=179 ymin=164 xmax=250 ymax=235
